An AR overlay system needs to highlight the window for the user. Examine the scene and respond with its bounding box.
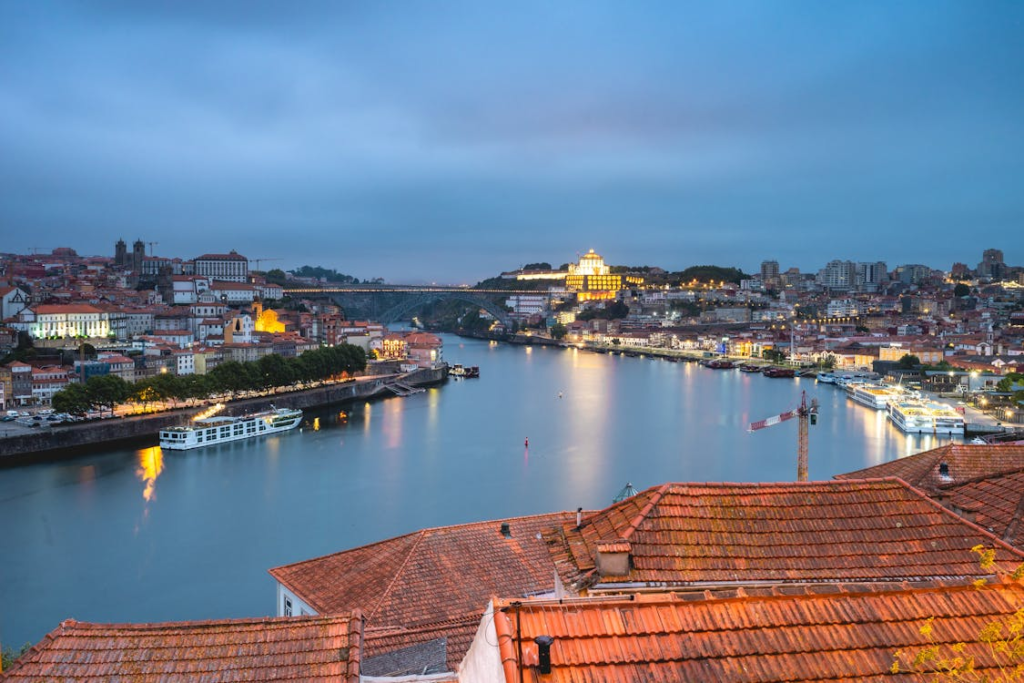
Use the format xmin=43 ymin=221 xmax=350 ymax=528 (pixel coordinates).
xmin=283 ymin=596 xmax=292 ymax=617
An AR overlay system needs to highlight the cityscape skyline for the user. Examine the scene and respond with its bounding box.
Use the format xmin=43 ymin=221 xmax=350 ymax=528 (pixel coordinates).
xmin=2 ymin=2 xmax=1023 ymax=282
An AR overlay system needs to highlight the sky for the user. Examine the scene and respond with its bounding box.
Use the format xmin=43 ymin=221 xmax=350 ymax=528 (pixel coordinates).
xmin=1 ymin=2 xmax=1022 ymax=284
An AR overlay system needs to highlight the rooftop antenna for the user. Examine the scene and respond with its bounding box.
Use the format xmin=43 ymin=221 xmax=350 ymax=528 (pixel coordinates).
xmin=147 ymin=242 xmax=158 ymax=256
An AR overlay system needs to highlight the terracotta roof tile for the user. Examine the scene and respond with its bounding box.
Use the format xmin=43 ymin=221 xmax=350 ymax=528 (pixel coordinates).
xmin=491 ymin=580 xmax=1024 ymax=682
xmin=545 ymin=480 xmax=1024 ymax=592
xmin=836 ymin=444 xmax=1024 ymax=494
xmin=268 ymin=512 xmax=577 ymax=664
xmin=940 ymin=469 xmax=1024 ymax=549
xmin=0 ymin=614 xmax=362 ymax=682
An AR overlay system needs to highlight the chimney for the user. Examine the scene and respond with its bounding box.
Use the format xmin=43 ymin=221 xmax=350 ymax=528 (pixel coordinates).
xmin=938 ymin=462 xmax=950 ymax=478
xmin=534 ymin=636 xmax=554 ymax=674
xmin=575 ymin=507 xmax=582 ymax=530
xmin=500 ymin=522 xmax=511 ymax=538
xmin=595 ymin=540 xmax=631 ymax=577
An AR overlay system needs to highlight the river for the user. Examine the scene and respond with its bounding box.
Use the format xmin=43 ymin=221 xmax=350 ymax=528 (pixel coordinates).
xmin=0 ymin=334 xmax=957 ymax=648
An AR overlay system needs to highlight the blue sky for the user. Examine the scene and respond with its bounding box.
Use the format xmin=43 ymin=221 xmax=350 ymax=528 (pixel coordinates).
xmin=1 ymin=1 xmax=1022 ymax=283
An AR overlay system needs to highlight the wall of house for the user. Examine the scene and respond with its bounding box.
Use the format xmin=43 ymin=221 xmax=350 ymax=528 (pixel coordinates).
xmin=457 ymin=601 xmax=504 ymax=683
xmin=275 ymin=583 xmax=317 ymax=617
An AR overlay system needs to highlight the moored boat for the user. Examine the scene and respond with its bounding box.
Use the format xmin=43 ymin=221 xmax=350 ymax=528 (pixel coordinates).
xmin=762 ymin=367 xmax=796 ymax=378
xmin=159 ymin=407 xmax=303 ymax=450
xmin=887 ymin=399 xmax=965 ymax=436
xmin=739 ymin=364 xmax=762 ymax=373
xmin=816 ymin=372 xmax=837 ymax=384
xmin=849 ymin=384 xmax=902 ymax=410
xmin=704 ymin=359 xmax=735 ymax=369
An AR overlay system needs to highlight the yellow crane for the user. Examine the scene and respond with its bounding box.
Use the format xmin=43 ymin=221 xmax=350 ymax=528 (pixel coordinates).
xmin=749 ymin=391 xmax=819 ymax=482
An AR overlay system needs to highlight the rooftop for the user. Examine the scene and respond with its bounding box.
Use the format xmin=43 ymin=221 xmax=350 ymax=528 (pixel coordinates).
xmin=489 ymin=579 xmax=1024 ymax=683
xmin=0 ymin=614 xmax=362 ymax=682
xmin=836 ymin=444 xmax=1024 ymax=494
xmin=545 ymin=479 xmax=1024 ymax=592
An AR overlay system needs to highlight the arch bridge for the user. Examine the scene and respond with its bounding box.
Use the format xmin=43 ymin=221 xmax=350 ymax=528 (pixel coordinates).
xmin=378 ymin=292 xmax=513 ymax=327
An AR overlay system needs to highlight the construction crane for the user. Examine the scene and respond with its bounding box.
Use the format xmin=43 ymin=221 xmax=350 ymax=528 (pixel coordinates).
xmin=749 ymin=391 xmax=819 ymax=482
xmin=147 ymin=241 xmax=158 ymax=256
xmin=249 ymin=258 xmax=282 ymax=271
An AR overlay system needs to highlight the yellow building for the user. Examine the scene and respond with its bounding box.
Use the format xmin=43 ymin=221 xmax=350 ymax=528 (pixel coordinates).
xmin=565 ymin=249 xmax=643 ymax=301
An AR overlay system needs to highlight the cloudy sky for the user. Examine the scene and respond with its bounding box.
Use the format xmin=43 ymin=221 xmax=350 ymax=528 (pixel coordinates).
xmin=1 ymin=2 xmax=1022 ymax=283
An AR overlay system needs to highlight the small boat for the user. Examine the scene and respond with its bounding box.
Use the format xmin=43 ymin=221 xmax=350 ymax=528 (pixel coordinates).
xmin=762 ymin=367 xmax=796 ymax=378
xmin=816 ymin=373 xmax=837 ymax=384
xmin=704 ymin=359 xmax=735 ymax=369
xmin=159 ymin=407 xmax=303 ymax=450
xmin=464 ymin=366 xmax=480 ymax=378
xmin=739 ymin=364 xmax=762 ymax=373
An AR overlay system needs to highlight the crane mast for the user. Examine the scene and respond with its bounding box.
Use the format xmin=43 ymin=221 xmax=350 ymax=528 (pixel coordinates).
xmin=749 ymin=391 xmax=819 ymax=482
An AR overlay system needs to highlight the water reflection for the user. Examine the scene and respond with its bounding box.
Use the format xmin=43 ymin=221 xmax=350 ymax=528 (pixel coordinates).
xmin=136 ymin=447 xmax=164 ymax=503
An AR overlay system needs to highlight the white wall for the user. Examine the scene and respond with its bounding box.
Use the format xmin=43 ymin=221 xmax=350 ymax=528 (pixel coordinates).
xmin=275 ymin=583 xmax=317 ymax=617
xmin=458 ymin=601 xmax=505 ymax=683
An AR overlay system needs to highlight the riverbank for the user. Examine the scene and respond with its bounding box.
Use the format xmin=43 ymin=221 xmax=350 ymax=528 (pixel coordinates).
xmin=0 ymin=365 xmax=447 ymax=466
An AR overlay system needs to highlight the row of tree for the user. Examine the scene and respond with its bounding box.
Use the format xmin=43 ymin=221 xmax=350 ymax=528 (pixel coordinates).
xmin=52 ymin=345 xmax=367 ymax=416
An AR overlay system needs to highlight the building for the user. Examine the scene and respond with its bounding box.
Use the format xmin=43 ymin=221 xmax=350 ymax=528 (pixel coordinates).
xmin=978 ymin=248 xmax=1006 ymax=280
xmin=463 ymin=580 xmax=1024 ymax=682
xmin=0 ymin=614 xmax=363 ymax=682
xmin=855 ymin=260 xmax=888 ymax=292
xmin=269 ymin=479 xmax=1019 ymax=675
xmin=565 ymin=249 xmax=642 ymax=302
xmin=0 ymin=285 xmax=29 ymax=321
xmin=193 ymin=251 xmax=248 ymax=283
xmin=760 ymin=259 xmax=780 ymax=290
xmin=816 ymin=260 xmax=856 ymax=291
xmin=19 ymin=304 xmax=110 ymax=339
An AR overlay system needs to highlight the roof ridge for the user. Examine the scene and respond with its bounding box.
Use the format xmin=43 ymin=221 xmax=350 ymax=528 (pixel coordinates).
xmin=269 ymin=529 xmax=425 ymax=576
xmin=369 ymin=529 xmax=429 ymax=621
xmin=413 ymin=510 xmax=578 ymax=535
xmin=1001 ymin=485 xmax=1024 ymax=545
xmin=940 ymin=465 xmax=1024 ymax=490
xmin=893 ymin=477 xmax=1024 ymax=561
xmin=54 ymin=613 xmax=355 ymax=632
xmin=622 ymin=483 xmax=670 ymax=540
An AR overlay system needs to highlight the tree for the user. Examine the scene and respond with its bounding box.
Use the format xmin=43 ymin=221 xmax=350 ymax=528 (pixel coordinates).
xmin=550 ymin=323 xmax=568 ymax=340
xmin=52 ymin=383 xmax=92 ymax=415
xmin=2 ymin=643 xmax=32 ymax=670
xmin=86 ymin=374 xmax=130 ymax=416
xmin=522 ymin=262 xmax=552 ymax=270
xmin=954 ymin=283 xmax=971 ymax=297
xmin=898 ymin=354 xmax=921 ymax=369
xmin=265 ymin=268 xmax=288 ymax=285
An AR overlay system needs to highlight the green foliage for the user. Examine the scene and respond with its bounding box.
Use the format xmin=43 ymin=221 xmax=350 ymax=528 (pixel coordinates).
xmin=86 ymin=374 xmax=131 ymax=415
xmin=52 ymin=382 xmax=91 ymax=415
xmin=50 ymin=346 xmax=368 ymax=413
xmin=2 ymin=642 xmax=32 ymax=670
xmin=763 ymin=349 xmax=786 ymax=363
xmin=898 ymin=354 xmax=922 ymax=369
xmin=550 ymin=323 xmax=568 ymax=340
xmin=997 ymin=374 xmax=1024 ymax=393
xmin=892 ymin=549 xmax=1024 ymax=680
xmin=522 ymin=262 xmax=552 ymax=270
xmin=473 ymin=276 xmax=549 ymax=291
xmin=264 ymin=268 xmax=288 ymax=285
xmin=577 ymin=301 xmax=629 ymax=321
xmin=670 ymin=265 xmax=748 ymax=286
xmin=290 ymin=265 xmax=359 ymax=284
xmin=954 ymin=283 xmax=971 ymax=297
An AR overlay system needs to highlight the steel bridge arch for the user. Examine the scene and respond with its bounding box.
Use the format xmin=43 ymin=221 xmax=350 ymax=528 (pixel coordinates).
xmin=379 ymin=292 xmax=513 ymax=328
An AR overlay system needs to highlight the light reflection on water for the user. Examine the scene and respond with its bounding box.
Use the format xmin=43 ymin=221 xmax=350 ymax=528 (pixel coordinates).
xmin=0 ymin=334 xmax=961 ymax=648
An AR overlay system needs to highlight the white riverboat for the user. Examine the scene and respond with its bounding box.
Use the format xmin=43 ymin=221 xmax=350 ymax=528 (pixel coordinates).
xmin=848 ymin=383 xmax=911 ymax=410
xmin=159 ymin=407 xmax=303 ymax=450
xmin=887 ymin=399 xmax=965 ymax=436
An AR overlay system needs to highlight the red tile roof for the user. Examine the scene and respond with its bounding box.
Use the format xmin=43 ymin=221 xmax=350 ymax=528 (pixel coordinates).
xmin=364 ymin=613 xmax=481 ymax=674
xmin=269 ymin=512 xmax=577 ymax=664
xmin=490 ymin=579 xmax=1024 ymax=683
xmin=545 ymin=480 xmax=1024 ymax=592
xmin=940 ymin=468 xmax=1024 ymax=549
xmin=0 ymin=614 xmax=362 ymax=682
xmin=32 ymin=304 xmax=102 ymax=314
xmin=836 ymin=444 xmax=1024 ymax=494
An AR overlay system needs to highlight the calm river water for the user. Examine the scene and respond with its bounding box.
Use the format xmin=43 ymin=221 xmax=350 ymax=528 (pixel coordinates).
xmin=0 ymin=334 xmax=958 ymax=647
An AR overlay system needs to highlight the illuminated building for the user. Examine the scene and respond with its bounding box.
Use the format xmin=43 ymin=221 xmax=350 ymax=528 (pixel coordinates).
xmin=565 ymin=249 xmax=643 ymax=301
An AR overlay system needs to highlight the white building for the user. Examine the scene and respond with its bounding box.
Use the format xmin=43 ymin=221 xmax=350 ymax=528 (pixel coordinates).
xmin=0 ymin=286 xmax=29 ymax=321
xmin=192 ymin=251 xmax=248 ymax=283
xmin=20 ymin=305 xmax=110 ymax=339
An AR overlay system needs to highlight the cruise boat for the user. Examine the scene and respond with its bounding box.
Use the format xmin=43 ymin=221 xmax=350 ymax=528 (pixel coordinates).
xmin=849 ymin=384 xmax=903 ymax=410
xmin=887 ymin=399 xmax=965 ymax=436
xmin=159 ymin=407 xmax=303 ymax=450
